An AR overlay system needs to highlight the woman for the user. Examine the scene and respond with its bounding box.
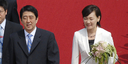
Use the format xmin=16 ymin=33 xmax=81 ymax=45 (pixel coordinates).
xmin=71 ymin=5 xmax=118 ymax=64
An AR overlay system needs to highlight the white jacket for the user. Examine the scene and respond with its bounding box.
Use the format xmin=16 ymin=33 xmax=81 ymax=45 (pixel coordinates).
xmin=71 ymin=27 xmax=118 ymax=64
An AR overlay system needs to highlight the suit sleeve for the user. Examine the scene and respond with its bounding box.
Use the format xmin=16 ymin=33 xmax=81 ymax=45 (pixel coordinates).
xmin=107 ymin=33 xmax=118 ymax=64
xmin=71 ymin=32 xmax=79 ymax=64
xmin=47 ymin=33 xmax=60 ymax=64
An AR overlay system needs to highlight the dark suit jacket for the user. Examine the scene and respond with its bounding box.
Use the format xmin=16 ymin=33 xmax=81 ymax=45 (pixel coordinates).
xmin=2 ymin=20 xmax=22 ymax=64
xmin=9 ymin=28 xmax=60 ymax=64
xmin=6 ymin=0 xmax=20 ymax=24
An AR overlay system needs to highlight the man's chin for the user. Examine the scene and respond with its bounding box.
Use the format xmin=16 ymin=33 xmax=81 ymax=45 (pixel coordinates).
xmin=25 ymin=28 xmax=32 ymax=31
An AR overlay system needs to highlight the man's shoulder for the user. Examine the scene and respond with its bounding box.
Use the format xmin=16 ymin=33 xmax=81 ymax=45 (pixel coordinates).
xmin=6 ymin=20 xmax=23 ymax=33
xmin=6 ymin=0 xmax=16 ymax=3
xmin=10 ymin=29 xmax=24 ymax=37
xmin=8 ymin=20 xmax=21 ymax=26
xmin=37 ymin=28 xmax=54 ymax=35
xmin=7 ymin=20 xmax=22 ymax=28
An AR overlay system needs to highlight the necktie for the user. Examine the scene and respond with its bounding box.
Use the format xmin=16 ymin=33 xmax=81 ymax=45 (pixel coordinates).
xmin=0 ymin=25 xmax=3 ymax=52
xmin=0 ymin=25 xmax=3 ymax=64
xmin=27 ymin=34 xmax=32 ymax=53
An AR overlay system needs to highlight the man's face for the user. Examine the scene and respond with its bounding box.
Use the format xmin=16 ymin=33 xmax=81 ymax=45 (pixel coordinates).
xmin=0 ymin=6 xmax=7 ymax=24
xmin=21 ymin=11 xmax=38 ymax=33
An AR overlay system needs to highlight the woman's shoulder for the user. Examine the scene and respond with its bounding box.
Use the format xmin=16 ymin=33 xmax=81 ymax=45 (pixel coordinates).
xmin=98 ymin=27 xmax=111 ymax=35
xmin=75 ymin=28 xmax=86 ymax=33
xmin=74 ymin=28 xmax=86 ymax=36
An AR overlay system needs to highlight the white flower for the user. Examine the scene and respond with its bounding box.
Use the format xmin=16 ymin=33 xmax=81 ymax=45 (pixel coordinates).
xmin=99 ymin=41 xmax=108 ymax=49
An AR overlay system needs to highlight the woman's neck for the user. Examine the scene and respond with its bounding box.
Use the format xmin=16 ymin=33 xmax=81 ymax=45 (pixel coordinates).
xmin=87 ymin=27 xmax=97 ymax=40
xmin=87 ymin=27 xmax=97 ymax=35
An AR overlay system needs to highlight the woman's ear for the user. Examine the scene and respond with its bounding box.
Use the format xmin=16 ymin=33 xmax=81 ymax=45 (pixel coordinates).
xmin=97 ymin=16 xmax=100 ymax=22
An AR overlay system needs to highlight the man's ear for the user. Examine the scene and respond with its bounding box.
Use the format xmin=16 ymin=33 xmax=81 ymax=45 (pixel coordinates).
xmin=36 ymin=17 xmax=39 ymax=23
xmin=5 ymin=10 xmax=7 ymax=15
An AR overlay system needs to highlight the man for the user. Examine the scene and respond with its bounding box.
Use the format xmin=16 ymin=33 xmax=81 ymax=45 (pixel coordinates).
xmin=9 ymin=5 xmax=59 ymax=64
xmin=5 ymin=0 xmax=20 ymax=24
xmin=0 ymin=0 xmax=22 ymax=64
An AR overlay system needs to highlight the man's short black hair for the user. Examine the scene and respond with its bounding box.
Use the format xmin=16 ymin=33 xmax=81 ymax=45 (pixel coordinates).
xmin=20 ymin=5 xmax=38 ymax=19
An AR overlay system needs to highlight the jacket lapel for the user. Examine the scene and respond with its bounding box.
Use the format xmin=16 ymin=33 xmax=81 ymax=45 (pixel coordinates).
xmin=94 ymin=26 xmax=102 ymax=44
xmin=18 ymin=30 xmax=29 ymax=56
xmin=81 ymin=28 xmax=90 ymax=56
xmin=82 ymin=26 xmax=102 ymax=56
xmin=3 ymin=21 xmax=12 ymax=54
xmin=30 ymin=28 xmax=41 ymax=54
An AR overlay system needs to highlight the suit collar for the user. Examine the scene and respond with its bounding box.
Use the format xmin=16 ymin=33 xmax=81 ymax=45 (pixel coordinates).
xmin=18 ymin=30 xmax=29 ymax=56
xmin=3 ymin=20 xmax=12 ymax=53
xmin=82 ymin=26 xmax=102 ymax=56
xmin=83 ymin=28 xmax=90 ymax=55
xmin=0 ymin=19 xmax=6 ymax=30
xmin=18 ymin=28 xmax=41 ymax=56
xmin=94 ymin=26 xmax=102 ymax=44
xmin=30 ymin=28 xmax=41 ymax=54
xmin=3 ymin=20 xmax=12 ymax=39
xmin=24 ymin=27 xmax=37 ymax=39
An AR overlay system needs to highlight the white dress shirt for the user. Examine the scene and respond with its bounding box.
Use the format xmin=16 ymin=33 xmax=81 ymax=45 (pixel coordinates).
xmin=24 ymin=27 xmax=37 ymax=45
xmin=0 ymin=19 xmax=6 ymax=58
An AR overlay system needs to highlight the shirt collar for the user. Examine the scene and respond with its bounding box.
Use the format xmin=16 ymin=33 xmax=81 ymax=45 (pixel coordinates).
xmin=0 ymin=19 xmax=6 ymax=30
xmin=24 ymin=27 xmax=37 ymax=37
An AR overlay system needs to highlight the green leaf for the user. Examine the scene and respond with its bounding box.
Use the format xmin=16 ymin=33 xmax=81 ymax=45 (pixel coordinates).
xmin=95 ymin=57 xmax=97 ymax=62
xmin=101 ymin=56 xmax=103 ymax=64
xmin=104 ymin=53 xmax=107 ymax=61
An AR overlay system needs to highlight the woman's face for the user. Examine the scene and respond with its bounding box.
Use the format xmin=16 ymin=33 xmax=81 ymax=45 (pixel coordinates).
xmin=83 ymin=11 xmax=100 ymax=30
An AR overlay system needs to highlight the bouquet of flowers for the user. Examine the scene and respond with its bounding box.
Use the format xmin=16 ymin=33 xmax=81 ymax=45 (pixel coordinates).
xmin=86 ymin=41 xmax=117 ymax=64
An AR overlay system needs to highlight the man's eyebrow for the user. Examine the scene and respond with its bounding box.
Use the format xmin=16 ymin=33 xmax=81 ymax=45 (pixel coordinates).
xmin=23 ymin=15 xmax=27 ymax=17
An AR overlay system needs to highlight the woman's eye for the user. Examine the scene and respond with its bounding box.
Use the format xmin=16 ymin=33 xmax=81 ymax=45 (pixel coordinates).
xmin=90 ymin=19 xmax=93 ymax=20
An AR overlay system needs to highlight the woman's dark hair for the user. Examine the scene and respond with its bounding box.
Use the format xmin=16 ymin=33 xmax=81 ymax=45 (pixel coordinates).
xmin=20 ymin=5 xmax=38 ymax=19
xmin=82 ymin=5 xmax=101 ymax=27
